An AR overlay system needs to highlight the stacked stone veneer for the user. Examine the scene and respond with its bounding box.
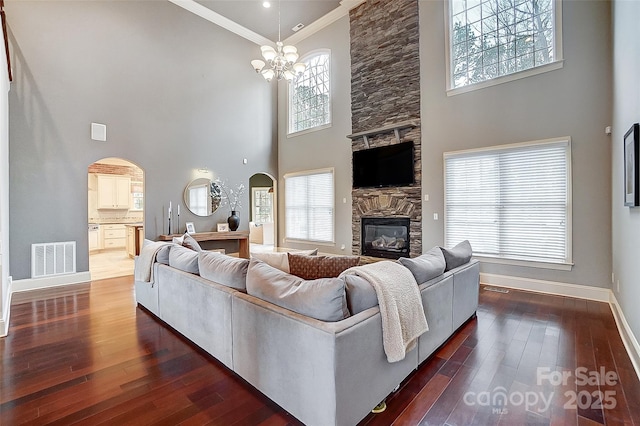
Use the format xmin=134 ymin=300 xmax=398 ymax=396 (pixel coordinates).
xmin=350 ymin=0 xmax=422 ymax=258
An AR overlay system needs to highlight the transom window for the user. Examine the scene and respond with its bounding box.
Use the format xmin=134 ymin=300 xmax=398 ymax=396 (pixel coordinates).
xmin=288 ymin=51 xmax=331 ymax=135
xmin=444 ymin=138 xmax=572 ymax=268
xmin=447 ymin=0 xmax=561 ymax=91
xmin=284 ymin=169 xmax=334 ymax=243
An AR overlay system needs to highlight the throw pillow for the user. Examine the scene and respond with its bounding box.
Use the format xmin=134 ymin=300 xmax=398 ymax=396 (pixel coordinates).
xmin=287 ymin=253 xmax=360 ymax=280
xmin=246 ymin=258 xmax=349 ymax=322
xmin=251 ymin=249 xmax=318 ymax=273
xmin=198 ymin=251 xmax=249 ymax=291
xmin=168 ymin=245 xmax=199 ymax=274
xmin=398 ymin=246 xmax=446 ymax=284
xmin=439 ymin=240 xmax=473 ymax=271
xmin=182 ymin=233 xmax=202 ymax=252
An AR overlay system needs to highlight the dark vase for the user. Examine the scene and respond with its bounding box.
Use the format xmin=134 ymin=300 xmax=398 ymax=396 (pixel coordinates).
xmin=227 ymin=210 xmax=240 ymax=231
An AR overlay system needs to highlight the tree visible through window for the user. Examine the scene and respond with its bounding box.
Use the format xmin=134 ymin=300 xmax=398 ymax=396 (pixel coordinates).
xmin=448 ymin=0 xmax=559 ymax=89
xmin=289 ymin=51 xmax=330 ymax=134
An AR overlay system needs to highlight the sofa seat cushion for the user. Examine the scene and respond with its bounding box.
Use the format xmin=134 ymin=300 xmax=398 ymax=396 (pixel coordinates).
xmin=251 ymin=249 xmax=317 ymax=273
xmin=440 ymin=240 xmax=473 ymax=271
xmin=246 ymin=258 xmax=349 ymax=322
xmin=198 ymin=251 xmax=249 ymax=291
xmin=398 ymin=246 xmax=446 ymax=284
xmin=169 ymin=245 xmax=199 ymax=274
xmin=288 ymin=253 xmax=360 ymax=280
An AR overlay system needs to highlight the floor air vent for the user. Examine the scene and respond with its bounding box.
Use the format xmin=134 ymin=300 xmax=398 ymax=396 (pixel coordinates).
xmin=484 ymin=286 xmax=509 ymax=293
xmin=31 ymin=242 xmax=76 ymax=278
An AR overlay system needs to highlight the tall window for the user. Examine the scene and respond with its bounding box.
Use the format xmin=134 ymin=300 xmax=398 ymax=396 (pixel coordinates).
xmin=252 ymin=187 xmax=273 ymax=224
xmin=447 ymin=0 xmax=561 ymax=91
xmin=284 ymin=169 xmax=334 ymax=243
xmin=288 ymin=51 xmax=331 ymax=135
xmin=444 ymin=138 xmax=571 ymax=267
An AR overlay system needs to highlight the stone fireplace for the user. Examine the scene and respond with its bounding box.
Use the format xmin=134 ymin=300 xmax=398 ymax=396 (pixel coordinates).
xmin=361 ymin=217 xmax=410 ymax=259
xmin=349 ymin=0 xmax=422 ymax=259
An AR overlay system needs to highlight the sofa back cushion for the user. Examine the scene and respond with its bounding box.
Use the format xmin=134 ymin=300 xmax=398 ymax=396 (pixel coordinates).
xmin=246 ymin=258 xmax=349 ymax=322
xmin=198 ymin=251 xmax=249 ymax=291
xmin=144 ymin=239 xmax=172 ymax=265
xmin=288 ymin=254 xmax=360 ymax=280
xmin=398 ymin=246 xmax=446 ymax=284
xmin=182 ymin=233 xmax=203 ymax=252
xmin=169 ymin=245 xmax=199 ymax=274
xmin=440 ymin=240 xmax=473 ymax=271
xmin=251 ymin=249 xmax=318 ymax=273
xmin=343 ymin=275 xmax=378 ymax=315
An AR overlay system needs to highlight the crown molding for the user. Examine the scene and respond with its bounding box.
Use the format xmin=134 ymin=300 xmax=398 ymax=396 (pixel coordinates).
xmin=167 ymin=0 xmax=272 ymax=46
xmin=283 ymin=0 xmax=366 ymax=45
xmin=168 ymin=0 xmax=366 ymax=47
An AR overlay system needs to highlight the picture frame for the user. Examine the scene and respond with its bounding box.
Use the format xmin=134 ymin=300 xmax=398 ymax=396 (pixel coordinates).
xmin=217 ymin=223 xmax=229 ymax=232
xmin=624 ymin=123 xmax=639 ymax=207
xmin=185 ymin=222 xmax=196 ymax=234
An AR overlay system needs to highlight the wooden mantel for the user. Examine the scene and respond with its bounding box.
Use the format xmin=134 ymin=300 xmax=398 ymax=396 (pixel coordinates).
xmin=158 ymin=230 xmax=250 ymax=258
xmin=347 ymin=120 xmax=419 ymax=148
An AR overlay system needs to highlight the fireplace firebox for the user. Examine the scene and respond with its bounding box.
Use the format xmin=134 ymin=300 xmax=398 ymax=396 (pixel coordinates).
xmin=361 ymin=217 xmax=410 ymax=259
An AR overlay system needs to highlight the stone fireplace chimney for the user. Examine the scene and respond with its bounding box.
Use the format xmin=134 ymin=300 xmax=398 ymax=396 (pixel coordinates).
xmin=349 ymin=0 xmax=422 ymax=259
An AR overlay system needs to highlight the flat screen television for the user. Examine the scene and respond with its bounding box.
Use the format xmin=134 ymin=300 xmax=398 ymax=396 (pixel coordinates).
xmin=353 ymin=141 xmax=415 ymax=188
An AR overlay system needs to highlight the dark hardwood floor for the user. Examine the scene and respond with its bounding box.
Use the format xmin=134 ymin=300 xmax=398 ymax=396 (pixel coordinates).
xmin=1 ymin=276 xmax=639 ymax=425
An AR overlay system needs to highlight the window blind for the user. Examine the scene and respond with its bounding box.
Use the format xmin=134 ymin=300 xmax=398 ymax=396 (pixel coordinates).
xmin=284 ymin=169 xmax=334 ymax=243
xmin=444 ymin=139 xmax=571 ymax=265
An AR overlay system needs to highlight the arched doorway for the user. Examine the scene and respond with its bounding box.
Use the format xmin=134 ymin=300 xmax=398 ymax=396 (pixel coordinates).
xmin=88 ymin=158 xmax=144 ymax=280
xmin=249 ymin=173 xmax=276 ymax=253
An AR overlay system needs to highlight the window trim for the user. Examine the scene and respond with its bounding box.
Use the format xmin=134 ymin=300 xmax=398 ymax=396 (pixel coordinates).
xmin=283 ymin=167 xmax=335 ymax=244
xmin=443 ymin=137 xmax=573 ymax=269
xmin=444 ymin=0 xmax=564 ymax=96
xmin=287 ymin=49 xmax=332 ymax=137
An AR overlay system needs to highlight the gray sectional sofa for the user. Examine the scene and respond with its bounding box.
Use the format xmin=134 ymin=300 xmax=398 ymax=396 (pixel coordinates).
xmin=134 ymin=245 xmax=479 ymax=426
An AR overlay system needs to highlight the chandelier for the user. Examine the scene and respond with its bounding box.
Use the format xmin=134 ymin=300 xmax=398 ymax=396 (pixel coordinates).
xmin=250 ymin=1 xmax=306 ymax=82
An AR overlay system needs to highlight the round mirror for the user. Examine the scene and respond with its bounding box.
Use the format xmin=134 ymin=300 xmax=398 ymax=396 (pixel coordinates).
xmin=183 ymin=178 xmax=222 ymax=217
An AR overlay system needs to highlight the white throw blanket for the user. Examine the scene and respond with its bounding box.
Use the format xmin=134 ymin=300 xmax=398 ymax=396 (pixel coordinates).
xmin=340 ymin=261 xmax=428 ymax=363
xmin=135 ymin=241 xmax=169 ymax=284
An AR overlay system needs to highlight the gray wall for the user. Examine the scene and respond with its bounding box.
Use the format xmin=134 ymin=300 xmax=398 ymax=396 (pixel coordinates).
xmin=419 ymin=0 xmax=612 ymax=288
xmin=0 ymin=27 xmax=9 ymax=331
xmin=7 ymin=0 xmax=277 ymax=280
xmin=277 ymin=16 xmax=353 ymax=254
xmin=612 ymin=0 xmax=640 ymax=348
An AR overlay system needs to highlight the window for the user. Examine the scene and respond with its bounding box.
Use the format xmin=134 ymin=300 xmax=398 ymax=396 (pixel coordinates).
xmin=252 ymin=187 xmax=273 ymax=224
xmin=447 ymin=0 xmax=562 ymax=92
xmin=444 ymin=138 xmax=571 ymax=268
xmin=288 ymin=51 xmax=331 ymax=135
xmin=284 ymin=169 xmax=334 ymax=243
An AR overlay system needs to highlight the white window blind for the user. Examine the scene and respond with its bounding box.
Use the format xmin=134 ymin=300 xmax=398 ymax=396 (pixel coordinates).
xmin=444 ymin=139 xmax=571 ymax=265
xmin=284 ymin=169 xmax=334 ymax=243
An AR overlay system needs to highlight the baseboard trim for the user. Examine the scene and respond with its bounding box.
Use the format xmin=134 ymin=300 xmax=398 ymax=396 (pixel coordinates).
xmin=609 ymin=293 xmax=640 ymax=381
xmin=480 ymin=273 xmax=611 ymax=302
xmin=12 ymin=272 xmax=91 ymax=293
xmin=480 ymin=272 xmax=640 ymax=381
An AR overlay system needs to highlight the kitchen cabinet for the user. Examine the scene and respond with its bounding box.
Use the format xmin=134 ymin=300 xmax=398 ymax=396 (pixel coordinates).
xmin=102 ymin=224 xmax=126 ymax=249
xmin=97 ymin=175 xmax=131 ymax=209
xmin=126 ymin=225 xmax=144 ymax=258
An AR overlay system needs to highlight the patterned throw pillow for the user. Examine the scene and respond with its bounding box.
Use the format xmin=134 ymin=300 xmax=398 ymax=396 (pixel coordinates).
xmin=287 ymin=253 xmax=360 ymax=280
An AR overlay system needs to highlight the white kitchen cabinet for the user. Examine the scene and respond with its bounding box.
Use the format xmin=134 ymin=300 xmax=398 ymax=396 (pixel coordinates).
xmin=101 ymin=224 xmax=126 ymax=249
xmin=97 ymin=175 xmax=131 ymax=209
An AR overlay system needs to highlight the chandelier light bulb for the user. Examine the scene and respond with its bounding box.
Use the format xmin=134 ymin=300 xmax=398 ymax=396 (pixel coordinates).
xmin=284 ymin=51 xmax=299 ymax=63
xmin=282 ymin=45 xmax=297 ymax=54
xmin=293 ymin=62 xmax=306 ymax=74
xmin=261 ymin=47 xmax=277 ymax=62
xmin=283 ymin=70 xmax=294 ymax=81
xmin=261 ymin=68 xmax=275 ymax=82
xmin=262 ymin=1 xmax=271 ymax=8
xmin=251 ymin=59 xmax=266 ymax=73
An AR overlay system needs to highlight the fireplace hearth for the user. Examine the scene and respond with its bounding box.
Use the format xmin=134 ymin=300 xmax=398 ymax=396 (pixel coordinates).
xmin=361 ymin=217 xmax=410 ymax=259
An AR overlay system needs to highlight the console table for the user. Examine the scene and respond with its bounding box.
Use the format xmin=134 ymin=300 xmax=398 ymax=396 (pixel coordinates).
xmin=158 ymin=231 xmax=250 ymax=259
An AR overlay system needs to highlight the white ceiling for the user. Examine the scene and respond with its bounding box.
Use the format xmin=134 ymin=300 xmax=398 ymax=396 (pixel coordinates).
xmin=195 ymin=0 xmax=342 ymax=42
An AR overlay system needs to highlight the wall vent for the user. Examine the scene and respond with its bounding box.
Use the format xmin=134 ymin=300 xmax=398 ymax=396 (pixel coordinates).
xmin=31 ymin=242 xmax=76 ymax=278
